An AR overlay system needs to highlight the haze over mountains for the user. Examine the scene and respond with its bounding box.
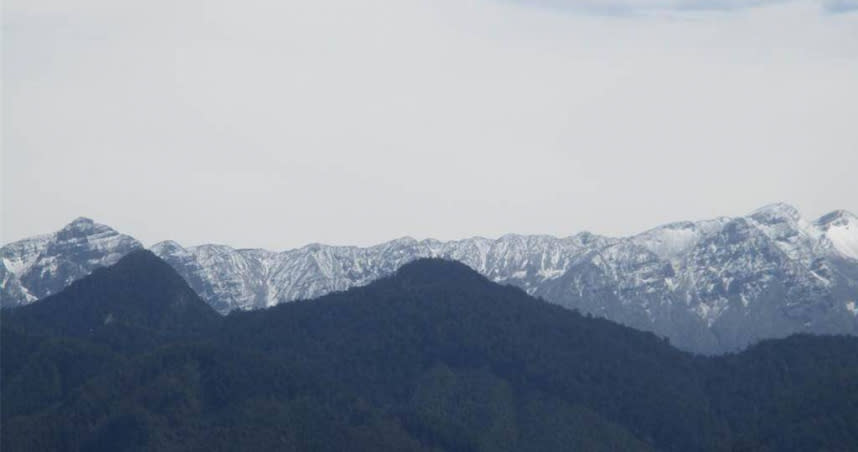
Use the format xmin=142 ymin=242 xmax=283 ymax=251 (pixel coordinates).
xmin=2 ymin=203 xmax=857 ymax=354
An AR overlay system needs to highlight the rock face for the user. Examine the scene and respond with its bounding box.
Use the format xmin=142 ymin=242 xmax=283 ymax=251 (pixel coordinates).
xmin=3 ymin=204 xmax=858 ymax=354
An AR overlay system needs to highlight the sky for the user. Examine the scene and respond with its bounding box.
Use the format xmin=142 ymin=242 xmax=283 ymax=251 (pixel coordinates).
xmin=2 ymin=0 xmax=857 ymax=249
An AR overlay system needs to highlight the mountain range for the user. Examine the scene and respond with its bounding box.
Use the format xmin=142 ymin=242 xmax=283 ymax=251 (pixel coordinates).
xmin=2 ymin=203 xmax=857 ymax=354
xmin=3 ymin=250 xmax=858 ymax=451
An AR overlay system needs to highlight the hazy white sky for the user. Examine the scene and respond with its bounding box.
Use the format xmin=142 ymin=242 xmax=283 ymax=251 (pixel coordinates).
xmin=3 ymin=0 xmax=857 ymax=249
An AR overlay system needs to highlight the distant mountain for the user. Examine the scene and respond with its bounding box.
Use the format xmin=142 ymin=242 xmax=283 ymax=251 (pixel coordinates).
xmin=1 ymin=217 xmax=141 ymax=303
xmin=2 ymin=203 xmax=857 ymax=353
xmin=3 ymin=255 xmax=858 ymax=451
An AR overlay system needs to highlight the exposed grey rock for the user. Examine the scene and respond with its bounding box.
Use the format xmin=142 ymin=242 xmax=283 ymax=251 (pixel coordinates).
xmin=1 ymin=218 xmax=143 ymax=303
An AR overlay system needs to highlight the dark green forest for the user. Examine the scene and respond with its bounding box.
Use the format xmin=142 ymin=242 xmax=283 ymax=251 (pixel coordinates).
xmin=2 ymin=250 xmax=857 ymax=451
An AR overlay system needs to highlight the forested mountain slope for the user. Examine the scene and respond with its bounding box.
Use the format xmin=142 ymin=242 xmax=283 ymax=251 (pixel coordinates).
xmin=2 ymin=252 xmax=857 ymax=451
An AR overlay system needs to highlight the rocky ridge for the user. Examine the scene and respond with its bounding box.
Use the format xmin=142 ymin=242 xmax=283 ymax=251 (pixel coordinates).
xmin=3 ymin=204 xmax=857 ymax=353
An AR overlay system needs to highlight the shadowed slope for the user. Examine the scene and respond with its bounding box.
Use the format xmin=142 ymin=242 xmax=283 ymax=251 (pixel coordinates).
xmin=4 ymin=249 xmax=220 ymax=339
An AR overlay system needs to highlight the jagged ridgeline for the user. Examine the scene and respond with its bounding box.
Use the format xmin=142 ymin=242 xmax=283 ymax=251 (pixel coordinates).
xmin=2 ymin=203 xmax=858 ymax=354
xmin=2 ymin=251 xmax=858 ymax=451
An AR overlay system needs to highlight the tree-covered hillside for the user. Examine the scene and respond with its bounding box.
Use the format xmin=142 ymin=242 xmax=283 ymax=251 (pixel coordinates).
xmin=2 ymin=250 xmax=857 ymax=451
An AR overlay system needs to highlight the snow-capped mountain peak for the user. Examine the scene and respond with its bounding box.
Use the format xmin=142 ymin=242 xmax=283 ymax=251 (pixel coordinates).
xmin=816 ymin=210 xmax=858 ymax=260
xmin=632 ymin=221 xmax=711 ymax=262
xmin=749 ymin=202 xmax=803 ymax=223
xmin=1 ymin=218 xmax=142 ymax=301
xmin=60 ymin=216 xmax=101 ymax=233
xmin=746 ymin=203 xmax=825 ymax=265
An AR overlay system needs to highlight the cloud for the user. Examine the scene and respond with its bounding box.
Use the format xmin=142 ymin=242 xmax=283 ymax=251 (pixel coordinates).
xmin=511 ymin=0 xmax=857 ymax=14
xmin=823 ymin=0 xmax=858 ymax=12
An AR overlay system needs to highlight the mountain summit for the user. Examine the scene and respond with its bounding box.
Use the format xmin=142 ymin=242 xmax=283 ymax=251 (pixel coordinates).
xmin=1 ymin=217 xmax=142 ymax=303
